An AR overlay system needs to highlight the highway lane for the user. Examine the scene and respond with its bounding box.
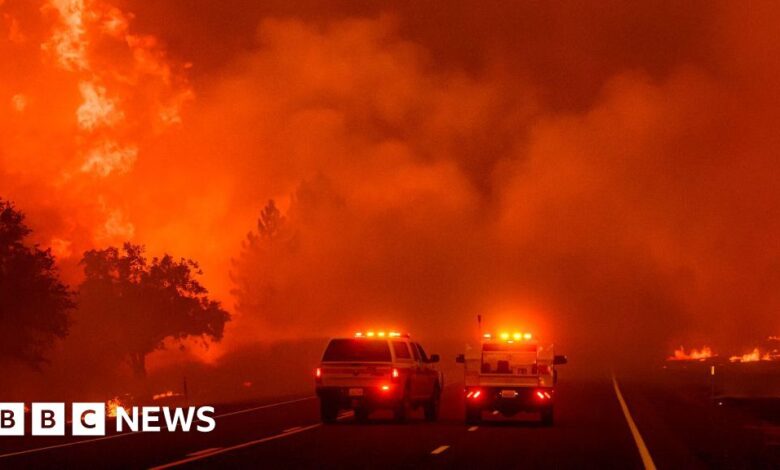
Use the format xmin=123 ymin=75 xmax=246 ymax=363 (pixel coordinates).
xmin=185 ymin=377 xmax=641 ymax=469
xmin=3 ymin=371 xmax=779 ymax=468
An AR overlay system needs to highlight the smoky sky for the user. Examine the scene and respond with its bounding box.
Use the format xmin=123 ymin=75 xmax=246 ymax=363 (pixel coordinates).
xmin=3 ymin=0 xmax=780 ymax=367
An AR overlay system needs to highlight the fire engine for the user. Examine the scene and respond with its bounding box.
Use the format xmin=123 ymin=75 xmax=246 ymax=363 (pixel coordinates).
xmin=315 ymin=331 xmax=443 ymax=423
xmin=456 ymin=331 xmax=567 ymax=425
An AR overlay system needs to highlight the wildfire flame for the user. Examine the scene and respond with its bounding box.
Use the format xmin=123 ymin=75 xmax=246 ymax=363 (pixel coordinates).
xmin=668 ymin=346 xmax=714 ymax=361
xmin=729 ymin=348 xmax=772 ymax=363
xmin=0 ymin=0 xmax=195 ymax=255
xmin=106 ymin=396 xmax=122 ymax=417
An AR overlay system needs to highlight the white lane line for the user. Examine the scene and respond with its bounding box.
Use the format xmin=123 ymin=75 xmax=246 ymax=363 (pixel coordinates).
xmin=185 ymin=447 xmax=222 ymax=457
xmin=0 ymin=430 xmax=144 ymax=459
xmin=467 ymin=426 xmax=478 ymax=432
xmin=149 ymin=423 xmax=322 ymax=469
xmin=282 ymin=426 xmax=302 ymax=433
xmin=612 ymin=374 xmax=657 ymax=470
xmin=214 ymin=396 xmax=316 ymax=418
xmin=430 ymin=445 xmax=450 ymax=455
xmin=0 ymin=396 xmax=316 ymax=459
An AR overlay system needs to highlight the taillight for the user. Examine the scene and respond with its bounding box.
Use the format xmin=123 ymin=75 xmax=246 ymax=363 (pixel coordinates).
xmin=466 ymin=389 xmax=482 ymax=399
xmin=315 ymin=367 xmax=322 ymax=383
xmin=535 ymin=389 xmax=552 ymax=400
xmin=391 ymin=368 xmax=399 ymax=382
xmin=381 ymin=384 xmax=391 ymax=392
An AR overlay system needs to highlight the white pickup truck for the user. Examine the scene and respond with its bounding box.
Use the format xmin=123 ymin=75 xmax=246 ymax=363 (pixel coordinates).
xmin=315 ymin=332 xmax=443 ymax=423
xmin=456 ymin=333 xmax=567 ymax=425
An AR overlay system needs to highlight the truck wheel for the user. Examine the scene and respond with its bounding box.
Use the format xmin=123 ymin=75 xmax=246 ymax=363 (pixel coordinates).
xmin=423 ymin=386 xmax=441 ymax=422
xmin=394 ymin=401 xmax=408 ymax=423
xmin=394 ymin=384 xmax=412 ymax=423
xmin=320 ymin=399 xmax=338 ymax=423
xmin=540 ymin=406 xmax=554 ymax=426
xmin=465 ymin=406 xmax=481 ymax=425
xmin=354 ymin=406 xmax=370 ymax=423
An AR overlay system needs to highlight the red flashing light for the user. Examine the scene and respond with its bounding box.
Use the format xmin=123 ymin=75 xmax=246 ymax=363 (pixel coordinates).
xmin=466 ymin=389 xmax=482 ymax=399
xmin=392 ymin=368 xmax=399 ymax=379
xmin=381 ymin=384 xmax=391 ymax=392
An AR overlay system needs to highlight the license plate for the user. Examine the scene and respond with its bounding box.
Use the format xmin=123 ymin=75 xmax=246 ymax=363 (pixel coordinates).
xmin=348 ymin=388 xmax=364 ymax=397
xmin=501 ymin=390 xmax=518 ymax=398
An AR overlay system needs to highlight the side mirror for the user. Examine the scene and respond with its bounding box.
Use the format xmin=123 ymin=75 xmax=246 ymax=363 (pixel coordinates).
xmin=429 ymin=354 xmax=440 ymax=363
xmin=553 ymin=355 xmax=568 ymax=365
xmin=455 ymin=354 xmax=465 ymax=364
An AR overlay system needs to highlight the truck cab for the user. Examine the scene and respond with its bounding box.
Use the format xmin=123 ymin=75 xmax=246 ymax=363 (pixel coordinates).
xmin=456 ymin=332 xmax=567 ymax=425
xmin=315 ymin=331 xmax=443 ymax=423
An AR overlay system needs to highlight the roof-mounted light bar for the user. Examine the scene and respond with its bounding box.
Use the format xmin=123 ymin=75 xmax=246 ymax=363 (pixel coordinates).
xmin=484 ymin=331 xmax=533 ymax=341
xmin=354 ymin=331 xmax=409 ymax=338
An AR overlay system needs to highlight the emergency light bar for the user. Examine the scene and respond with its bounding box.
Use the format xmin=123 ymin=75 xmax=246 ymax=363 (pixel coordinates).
xmin=483 ymin=332 xmax=533 ymax=341
xmin=354 ymin=331 xmax=409 ymax=338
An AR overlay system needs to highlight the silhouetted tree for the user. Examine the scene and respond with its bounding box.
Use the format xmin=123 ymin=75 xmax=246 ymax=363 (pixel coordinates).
xmin=79 ymin=243 xmax=230 ymax=377
xmin=257 ymin=199 xmax=285 ymax=240
xmin=0 ymin=199 xmax=73 ymax=368
xmin=231 ymin=200 xmax=297 ymax=323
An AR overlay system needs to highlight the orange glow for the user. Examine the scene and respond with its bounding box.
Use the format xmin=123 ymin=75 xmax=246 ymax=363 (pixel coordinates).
xmin=668 ymin=346 xmax=714 ymax=361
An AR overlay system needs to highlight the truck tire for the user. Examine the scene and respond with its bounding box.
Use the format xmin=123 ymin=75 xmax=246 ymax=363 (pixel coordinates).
xmin=320 ymin=399 xmax=338 ymax=423
xmin=465 ymin=405 xmax=481 ymax=425
xmin=394 ymin=400 xmax=408 ymax=423
xmin=423 ymin=386 xmax=440 ymax=422
xmin=354 ymin=406 xmax=370 ymax=423
xmin=540 ymin=406 xmax=554 ymax=426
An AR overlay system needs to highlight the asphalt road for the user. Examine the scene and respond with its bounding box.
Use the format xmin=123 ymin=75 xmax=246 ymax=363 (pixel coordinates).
xmin=2 ymin=371 xmax=779 ymax=469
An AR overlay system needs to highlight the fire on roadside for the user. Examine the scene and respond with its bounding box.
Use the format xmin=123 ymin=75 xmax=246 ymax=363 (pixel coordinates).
xmin=668 ymin=346 xmax=714 ymax=361
xmin=106 ymin=396 xmax=123 ymax=417
xmin=729 ymin=348 xmax=772 ymax=363
xmin=152 ymin=390 xmax=182 ymax=401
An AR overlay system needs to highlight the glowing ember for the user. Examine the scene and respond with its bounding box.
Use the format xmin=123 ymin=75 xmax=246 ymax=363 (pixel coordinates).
xmin=152 ymin=390 xmax=181 ymax=400
xmin=106 ymin=396 xmax=122 ymax=417
xmin=729 ymin=348 xmax=772 ymax=363
xmin=668 ymin=346 xmax=714 ymax=361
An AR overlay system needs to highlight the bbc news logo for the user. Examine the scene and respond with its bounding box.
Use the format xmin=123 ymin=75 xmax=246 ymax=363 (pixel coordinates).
xmin=0 ymin=403 xmax=215 ymax=436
